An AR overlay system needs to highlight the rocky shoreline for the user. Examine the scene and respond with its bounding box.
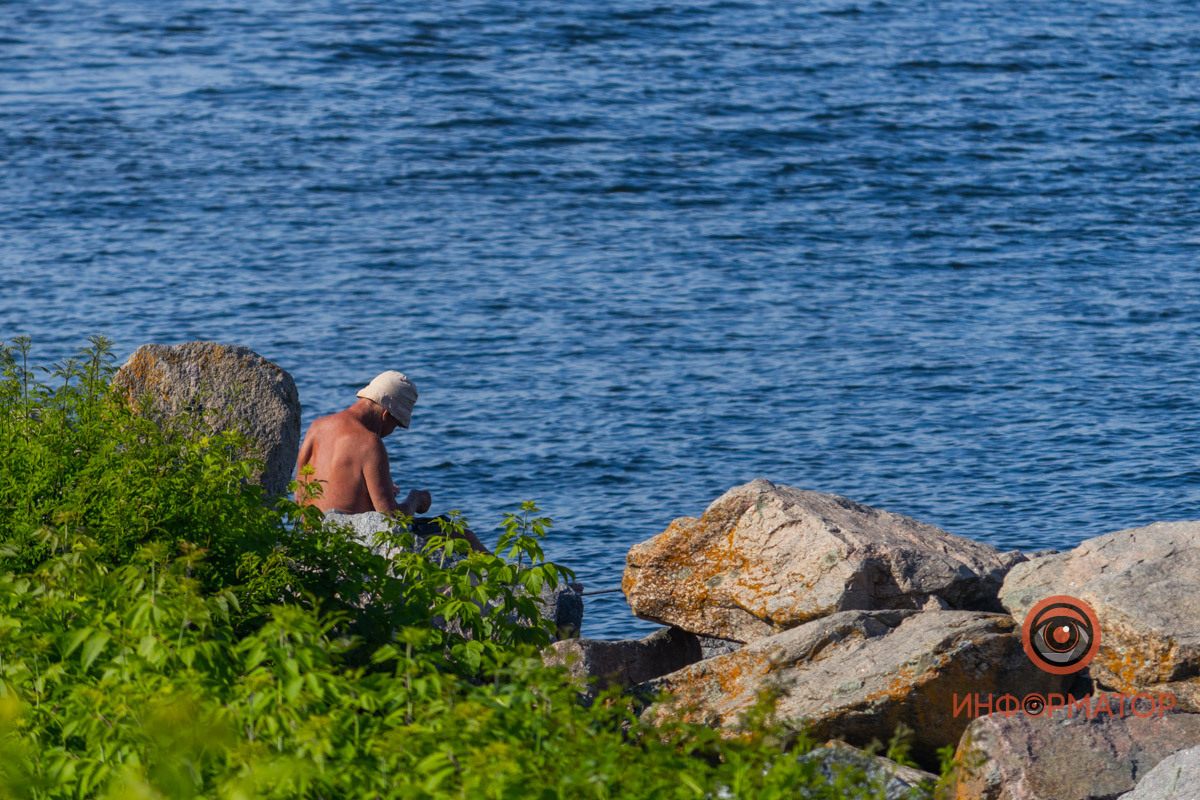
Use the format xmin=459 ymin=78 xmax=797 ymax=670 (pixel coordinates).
xmin=118 ymin=342 xmax=1200 ymax=800
xmin=551 ymin=479 xmax=1200 ymax=800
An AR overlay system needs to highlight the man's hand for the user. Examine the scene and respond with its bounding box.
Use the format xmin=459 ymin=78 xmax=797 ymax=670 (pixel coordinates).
xmin=405 ymin=489 xmax=432 ymax=514
xmin=395 ymin=489 xmax=432 ymax=516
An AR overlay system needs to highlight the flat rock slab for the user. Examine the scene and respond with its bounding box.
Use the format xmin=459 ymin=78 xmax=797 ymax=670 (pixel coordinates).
xmin=642 ymin=609 xmax=1067 ymax=769
xmin=624 ymin=479 xmax=1023 ymax=643
xmin=953 ymin=697 xmax=1200 ymax=800
xmin=544 ymin=626 xmax=702 ymax=692
xmin=1000 ymin=521 xmax=1200 ymax=711
xmin=1119 ymin=743 xmax=1200 ymax=800
xmin=113 ymin=341 xmax=300 ymax=497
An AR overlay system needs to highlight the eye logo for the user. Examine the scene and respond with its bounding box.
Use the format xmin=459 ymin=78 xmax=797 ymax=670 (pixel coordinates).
xmin=1021 ymin=595 xmax=1101 ymax=675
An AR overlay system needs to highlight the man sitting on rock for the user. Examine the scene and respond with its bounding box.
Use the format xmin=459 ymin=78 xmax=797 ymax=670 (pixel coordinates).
xmin=294 ymin=370 xmax=490 ymax=553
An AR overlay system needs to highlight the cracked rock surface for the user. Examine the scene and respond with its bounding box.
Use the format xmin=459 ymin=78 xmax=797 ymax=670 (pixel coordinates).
xmin=641 ymin=609 xmax=1066 ymax=769
xmin=623 ymin=479 xmax=1024 ymax=643
xmin=1118 ymin=742 xmax=1200 ymax=800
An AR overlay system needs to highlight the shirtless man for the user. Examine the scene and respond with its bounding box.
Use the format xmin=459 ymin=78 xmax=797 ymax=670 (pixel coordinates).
xmin=294 ymin=370 xmax=489 ymax=553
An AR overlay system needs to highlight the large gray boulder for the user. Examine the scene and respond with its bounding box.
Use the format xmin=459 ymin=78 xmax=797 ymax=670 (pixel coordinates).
xmin=113 ymin=341 xmax=300 ymax=497
xmin=544 ymin=626 xmax=703 ymax=692
xmin=325 ymin=510 xmax=583 ymax=640
xmin=1119 ymin=743 xmax=1200 ymax=800
xmin=1000 ymin=521 xmax=1200 ymax=711
xmin=623 ymin=479 xmax=1024 ymax=643
xmin=953 ymin=696 xmax=1200 ymax=800
xmin=643 ymin=609 xmax=1068 ymax=769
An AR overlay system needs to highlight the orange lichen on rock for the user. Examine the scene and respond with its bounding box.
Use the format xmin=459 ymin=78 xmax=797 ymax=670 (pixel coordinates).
xmin=642 ymin=610 xmax=1066 ymax=770
xmin=1000 ymin=521 xmax=1200 ymax=712
xmin=624 ymin=479 xmax=1018 ymax=644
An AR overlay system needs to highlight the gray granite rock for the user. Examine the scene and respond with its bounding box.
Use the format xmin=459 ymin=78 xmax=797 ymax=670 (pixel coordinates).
xmin=544 ymin=626 xmax=703 ymax=692
xmin=323 ymin=510 xmax=407 ymax=555
xmin=113 ymin=341 xmax=300 ymax=497
xmin=643 ymin=609 xmax=1068 ymax=770
xmin=1119 ymin=743 xmax=1200 ymax=800
xmin=696 ymin=635 xmax=742 ymax=660
xmin=624 ymin=479 xmax=1025 ymax=643
xmin=799 ymin=740 xmax=937 ymax=800
xmin=551 ymin=587 xmax=584 ymax=639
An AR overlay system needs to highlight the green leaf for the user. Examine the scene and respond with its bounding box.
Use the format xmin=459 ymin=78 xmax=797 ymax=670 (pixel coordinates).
xmin=80 ymin=631 xmax=111 ymax=670
xmin=62 ymin=626 xmax=93 ymax=657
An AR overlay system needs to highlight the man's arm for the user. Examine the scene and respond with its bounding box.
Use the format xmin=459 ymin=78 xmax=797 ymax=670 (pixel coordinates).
xmin=294 ymin=428 xmax=316 ymax=504
xmin=363 ymin=437 xmax=401 ymax=514
xmin=363 ymin=439 xmax=431 ymax=516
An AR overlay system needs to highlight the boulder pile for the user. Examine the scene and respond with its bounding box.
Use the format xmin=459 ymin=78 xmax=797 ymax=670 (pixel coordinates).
xmin=623 ymin=479 xmax=1025 ymax=642
xmin=643 ymin=608 xmax=1065 ymax=767
xmin=552 ymin=478 xmax=1200 ymax=798
xmin=955 ymin=696 xmax=1200 ymax=800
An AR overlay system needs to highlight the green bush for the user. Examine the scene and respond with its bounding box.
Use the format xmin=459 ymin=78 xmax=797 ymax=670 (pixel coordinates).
xmin=0 ymin=335 xmax=287 ymax=598
xmin=0 ymin=339 xmax=937 ymax=799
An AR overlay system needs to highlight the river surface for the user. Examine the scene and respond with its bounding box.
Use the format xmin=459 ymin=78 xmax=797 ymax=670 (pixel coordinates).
xmin=4 ymin=0 xmax=1200 ymax=638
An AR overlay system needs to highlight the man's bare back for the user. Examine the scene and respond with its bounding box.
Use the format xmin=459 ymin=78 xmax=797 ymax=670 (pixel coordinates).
xmin=295 ymin=376 xmax=489 ymax=553
xmin=294 ymin=399 xmax=428 ymax=516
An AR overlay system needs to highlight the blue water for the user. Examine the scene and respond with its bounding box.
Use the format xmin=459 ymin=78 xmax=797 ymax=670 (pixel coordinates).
xmin=4 ymin=1 xmax=1200 ymax=638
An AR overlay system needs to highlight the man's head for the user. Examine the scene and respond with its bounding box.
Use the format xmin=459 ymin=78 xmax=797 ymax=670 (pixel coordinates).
xmin=357 ymin=371 xmax=418 ymax=434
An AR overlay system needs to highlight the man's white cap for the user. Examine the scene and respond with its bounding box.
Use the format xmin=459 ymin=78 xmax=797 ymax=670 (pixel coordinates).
xmin=357 ymin=371 xmax=418 ymax=429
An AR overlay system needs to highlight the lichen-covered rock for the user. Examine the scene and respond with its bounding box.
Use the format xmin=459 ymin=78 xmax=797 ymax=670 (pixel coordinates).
xmin=643 ymin=609 xmax=1067 ymax=769
xmin=1000 ymin=521 xmax=1200 ymax=711
xmin=623 ymin=479 xmax=1022 ymax=643
xmin=544 ymin=627 xmax=703 ymax=692
xmin=324 ymin=510 xmax=583 ymax=640
xmin=1118 ymin=743 xmax=1200 ymax=800
xmin=953 ymin=697 xmax=1200 ymax=800
xmin=113 ymin=341 xmax=300 ymax=497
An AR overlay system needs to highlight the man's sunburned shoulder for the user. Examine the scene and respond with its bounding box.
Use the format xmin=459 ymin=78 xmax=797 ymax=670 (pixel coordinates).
xmin=309 ymin=410 xmax=373 ymax=437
